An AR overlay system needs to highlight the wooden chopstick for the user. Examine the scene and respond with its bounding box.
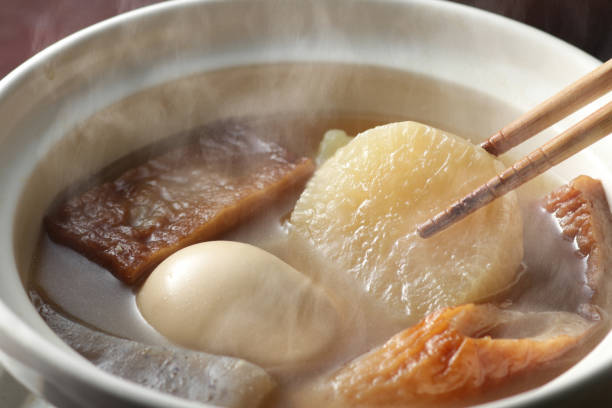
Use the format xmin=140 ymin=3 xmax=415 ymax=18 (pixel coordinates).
xmin=417 ymin=60 xmax=612 ymax=239
xmin=481 ymin=59 xmax=612 ymax=156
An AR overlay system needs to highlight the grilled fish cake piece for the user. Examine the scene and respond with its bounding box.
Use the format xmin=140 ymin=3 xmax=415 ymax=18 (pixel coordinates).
xmin=330 ymin=303 xmax=594 ymax=407
xmin=46 ymin=121 xmax=314 ymax=284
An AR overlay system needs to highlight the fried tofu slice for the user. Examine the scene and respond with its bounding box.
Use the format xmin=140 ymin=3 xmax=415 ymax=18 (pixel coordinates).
xmin=45 ymin=121 xmax=314 ymax=284
xmin=544 ymin=175 xmax=612 ymax=313
xmin=330 ymin=303 xmax=594 ymax=407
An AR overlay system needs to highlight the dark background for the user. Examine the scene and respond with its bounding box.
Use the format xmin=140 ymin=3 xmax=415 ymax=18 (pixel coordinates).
xmin=1 ymin=0 xmax=611 ymax=79
xmin=454 ymin=0 xmax=612 ymax=61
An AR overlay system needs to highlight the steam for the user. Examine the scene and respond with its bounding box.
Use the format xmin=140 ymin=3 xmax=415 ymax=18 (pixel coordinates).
xmin=26 ymin=1 xmax=158 ymax=56
xmin=18 ymin=2 xmax=611 ymax=408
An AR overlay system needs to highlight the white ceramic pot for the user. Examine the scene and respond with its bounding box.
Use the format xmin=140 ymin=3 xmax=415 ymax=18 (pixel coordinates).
xmin=1 ymin=1 xmax=611 ymax=407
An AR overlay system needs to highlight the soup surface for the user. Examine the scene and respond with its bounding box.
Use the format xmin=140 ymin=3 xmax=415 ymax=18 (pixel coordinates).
xmin=25 ymin=64 xmax=612 ymax=408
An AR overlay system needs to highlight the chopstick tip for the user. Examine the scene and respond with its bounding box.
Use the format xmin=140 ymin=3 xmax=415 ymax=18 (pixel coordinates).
xmin=417 ymin=219 xmax=436 ymax=239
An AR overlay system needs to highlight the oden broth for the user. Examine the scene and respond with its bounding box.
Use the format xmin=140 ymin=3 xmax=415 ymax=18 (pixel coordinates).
xmin=25 ymin=64 xmax=610 ymax=407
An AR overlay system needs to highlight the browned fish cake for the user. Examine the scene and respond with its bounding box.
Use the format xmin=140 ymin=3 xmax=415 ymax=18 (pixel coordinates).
xmin=330 ymin=303 xmax=592 ymax=407
xmin=45 ymin=122 xmax=314 ymax=284
xmin=544 ymin=175 xmax=612 ymax=313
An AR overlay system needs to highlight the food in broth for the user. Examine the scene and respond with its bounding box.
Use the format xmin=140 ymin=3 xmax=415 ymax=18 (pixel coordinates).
xmin=291 ymin=121 xmax=523 ymax=325
xmin=31 ymin=117 xmax=611 ymax=407
xmin=44 ymin=121 xmax=314 ymax=284
xmin=325 ymin=304 xmax=594 ymax=407
xmin=137 ymin=241 xmax=339 ymax=367
xmin=33 ymin=292 xmax=276 ymax=408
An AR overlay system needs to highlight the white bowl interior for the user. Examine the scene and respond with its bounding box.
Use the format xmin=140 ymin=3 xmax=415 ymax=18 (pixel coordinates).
xmin=1 ymin=0 xmax=612 ymax=407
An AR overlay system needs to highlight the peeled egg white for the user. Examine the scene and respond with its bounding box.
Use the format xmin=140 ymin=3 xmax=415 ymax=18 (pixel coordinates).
xmin=137 ymin=241 xmax=339 ymax=367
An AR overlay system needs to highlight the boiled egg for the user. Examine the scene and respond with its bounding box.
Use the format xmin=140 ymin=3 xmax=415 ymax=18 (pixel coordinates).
xmin=137 ymin=241 xmax=339 ymax=367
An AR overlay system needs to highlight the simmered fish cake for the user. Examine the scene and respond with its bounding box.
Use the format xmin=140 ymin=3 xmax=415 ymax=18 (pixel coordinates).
xmin=544 ymin=175 xmax=612 ymax=314
xmin=329 ymin=303 xmax=594 ymax=407
xmin=33 ymin=293 xmax=276 ymax=408
xmin=509 ymin=175 xmax=612 ymax=319
xmin=45 ymin=122 xmax=314 ymax=284
xmin=291 ymin=122 xmax=523 ymax=324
